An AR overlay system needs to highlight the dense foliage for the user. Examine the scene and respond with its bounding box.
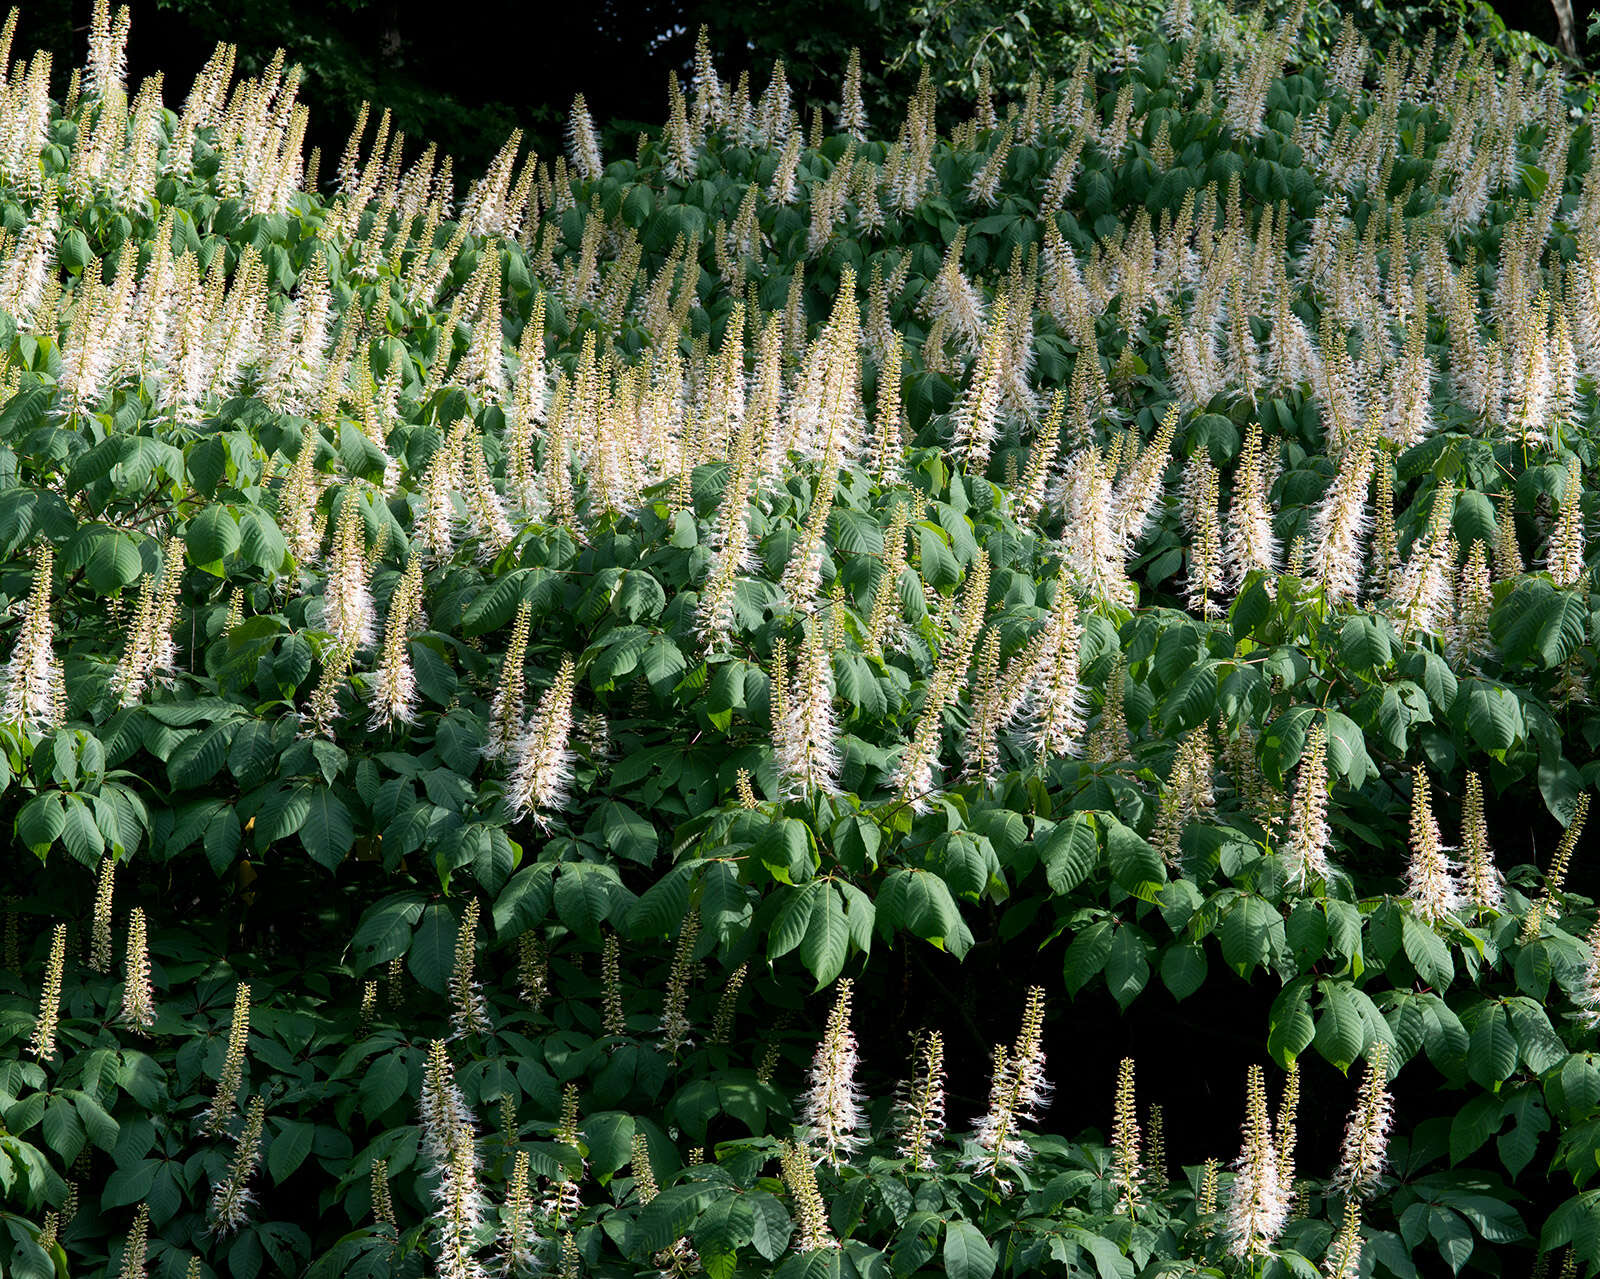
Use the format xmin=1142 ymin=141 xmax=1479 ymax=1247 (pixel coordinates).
xmin=2 ymin=1 xmax=1600 ymax=1277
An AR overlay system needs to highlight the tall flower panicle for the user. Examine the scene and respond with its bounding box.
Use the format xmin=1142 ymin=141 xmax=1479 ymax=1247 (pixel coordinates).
xmin=1448 ymin=539 xmax=1494 ymax=669
xmin=1151 ymin=732 xmax=1216 ymax=867
xmin=602 ymin=930 xmax=626 ymax=1036
xmin=0 ymin=546 xmax=66 ymax=732
xmin=500 ymin=1151 xmax=538 ymax=1275
xmin=863 ymin=500 xmax=912 ymax=657
xmin=434 ymin=1117 xmax=489 ymax=1279
xmin=1087 ymin=662 xmax=1131 ymax=765
xmin=1275 ymin=1059 xmax=1300 ymax=1206
xmin=1222 ymin=1064 xmax=1289 ymax=1259
xmin=1493 ymin=498 xmax=1524 ymax=580
xmin=1059 ymin=447 xmax=1133 ymax=606
xmin=1325 ymin=1198 xmax=1364 ymax=1279
xmin=1406 ymin=767 xmax=1462 ymax=923
xmin=1332 ymin=1044 xmax=1393 ymax=1199
xmin=893 ymin=551 xmax=990 ymax=808
xmin=964 ymin=631 xmax=1003 ymax=782
xmin=1390 ymin=483 xmax=1457 ymax=640
xmin=548 ymin=1083 xmax=585 ymax=1226
xmin=1460 ymin=772 xmax=1503 ymax=912
xmin=112 ymin=544 xmax=186 ymax=709
xmin=303 ymin=638 xmax=356 ymax=738
xmin=517 ymin=933 xmax=548 ymax=1009
xmin=1548 ymin=455 xmax=1587 ymax=588
xmin=967 ymin=986 xmax=1049 ymax=1188
xmin=711 ymin=962 xmax=747 ymax=1043
xmin=1226 ymin=423 xmax=1280 ymax=587
xmin=29 ymin=922 xmax=67 ymax=1059
xmin=1576 ymin=915 xmax=1600 ymax=1029
xmin=1282 ymin=724 xmax=1331 ymax=889
xmin=801 ymin=979 xmax=866 ymax=1166
xmin=1021 ymin=574 xmax=1086 ymax=763
xmin=209 ymin=1095 xmax=265 ymax=1236
xmin=1309 ymin=412 xmax=1380 ymax=604
xmin=202 ymin=983 xmax=252 ymax=1134
xmin=659 ymin=914 xmax=700 ymax=1061
xmin=775 ymin=621 xmax=840 ymax=798
xmin=949 ymin=294 xmax=1009 ymax=472
xmin=1522 ymin=793 xmax=1590 ymax=941
xmin=506 ymin=657 xmax=578 ymax=827
xmin=485 ymin=598 xmax=532 ymax=758
xmin=1185 ymin=454 xmax=1224 ymax=617
xmin=449 ymin=899 xmax=492 ymax=1039
xmin=568 ymin=94 xmax=604 ymax=181
xmin=119 ymin=906 xmax=156 ymax=1032
xmin=1198 ymin=1158 xmax=1220 ymax=1226
xmin=368 ymin=554 xmax=425 ymax=729
xmin=90 ymin=856 xmax=115 ymax=973
xmin=893 ymin=1031 xmax=946 ymax=1171
xmin=780 ymin=1142 xmax=836 ymax=1252
xmin=323 ymin=496 xmax=375 ymax=649
xmin=371 ymin=1159 xmax=395 ymax=1228
xmin=1147 ymin=1105 xmax=1168 ymax=1193
xmin=1111 ymin=1058 xmax=1143 ymax=1214
xmin=419 ymin=1039 xmax=476 ymax=1172
xmin=118 ymin=1204 xmax=150 ymax=1279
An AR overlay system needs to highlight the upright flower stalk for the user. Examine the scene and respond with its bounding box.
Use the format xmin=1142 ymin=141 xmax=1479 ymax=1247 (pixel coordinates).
xmin=0 ymin=546 xmax=65 ymax=732
xmin=29 ymin=922 xmax=67 ymax=1059
xmin=1332 ymin=1044 xmax=1393 ymax=1199
xmin=209 ymin=1095 xmax=265 ymax=1236
xmin=893 ymin=1031 xmax=946 ymax=1171
xmin=801 ymin=979 xmax=866 ymax=1166
xmin=119 ymin=906 xmax=156 ymax=1032
xmin=203 ymin=983 xmax=251 ymax=1134
xmin=1222 ymin=1064 xmax=1289 ymax=1259
xmin=506 ymin=656 xmax=577 ymax=827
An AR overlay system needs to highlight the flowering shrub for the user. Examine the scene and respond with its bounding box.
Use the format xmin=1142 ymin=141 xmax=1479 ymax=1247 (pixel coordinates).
xmin=0 ymin=1 xmax=1598 ymax=1277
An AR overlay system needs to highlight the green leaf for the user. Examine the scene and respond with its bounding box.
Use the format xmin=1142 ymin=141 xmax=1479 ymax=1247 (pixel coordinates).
xmin=407 ymin=903 xmax=457 ymax=993
xmin=1038 ymin=814 xmax=1098 ymax=893
xmin=1220 ymin=896 xmax=1281 ymax=975
xmin=1461 ymin=680 xmax=1524 ymax=756
xmin=800 ymin=884 xmax=851 ymax=988
xmin=185 ymin=504 xmax=240 ymax=575
xmin=1322 ymin=710 xmax=1372 ymax=788
xmin=299 ymin=791 xmax=353 ymax=871
xmin=1314 ymin=981 xmax=1367 ymax=1072
xmin=598 ymin=799 xmax=658 ymax=866
xmin=747 ymin=1189 xmax=792 ymax=1261
xmin=17 ymin=793 xmax=65 ymax=856
xmin=358 ymin=1052 xmax=407 ymax=1120
xmin=1105 ymin=925 xmax=1150 ymax=1009
xmin=1401 ymin=915 xmax=1453 ymax=990
xmin=239 ymin=509 xmax=288 ymax=574
xmin=60 ymin=797 xmax=104 ymax=865
xmin=942 ymin=1221 xmax=997 ymax=1279
xmin=770 ymin=882 xmax=822 ymax=961
xmin=352 ymin=891 xmax=426 ymax=969
xmin=1104 ymin=819 xmax=1164 ymax=899
xmin=1465 ymin=1001 xmax=1518 ymax=1089
xmin=1063 ymin=920 xmax=1113 ymax=994
xmin=268 ymin=1120 xmax=315 ymax=1184
xmin=1160 ymin=941 xmax=1207 ymax=1001
xmin=553 ymin=864 xmax=624 ymax=939
xmin=1267 ymin=977 xmax=1315 ymax=1065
